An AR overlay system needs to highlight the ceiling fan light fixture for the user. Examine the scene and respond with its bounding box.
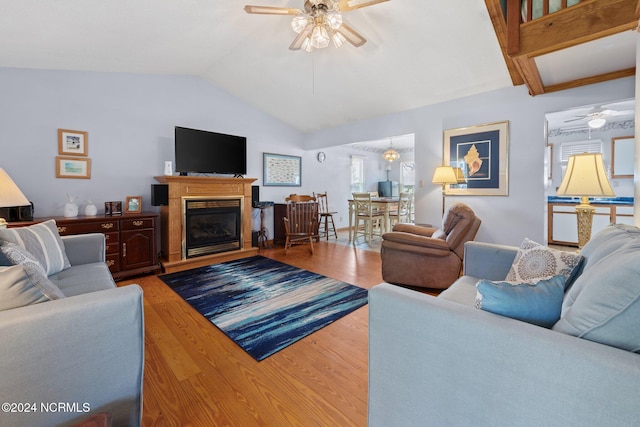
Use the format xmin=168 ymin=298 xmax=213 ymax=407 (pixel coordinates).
xmin=301 ymin=36 xmax=314 ymax=52
xmin=332 ymin=31 xmax=346 ymax=48
xmin=326 ymin=11 xmax=343 ymax=30
xmin=311 ymin=23 xmax=330 ymax=49
xmin=291 ymin=15 xmax=310 ymax=33
xmin=588 ymin=117 xmax=606 ymax=129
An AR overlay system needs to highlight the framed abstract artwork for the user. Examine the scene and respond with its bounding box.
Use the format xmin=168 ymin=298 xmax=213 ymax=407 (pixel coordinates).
xmin=443 ymin=121 xmax=509 ymax=196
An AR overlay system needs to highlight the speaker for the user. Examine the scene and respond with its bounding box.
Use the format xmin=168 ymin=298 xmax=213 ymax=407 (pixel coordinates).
xmin=251 ymin=185 xmax=260 ymax=207
xmin=151 ymin=184 xmax=169 ymax=206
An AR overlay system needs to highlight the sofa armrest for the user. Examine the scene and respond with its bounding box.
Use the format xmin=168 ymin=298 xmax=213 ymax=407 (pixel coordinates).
xmin=463 ymin=241 xmax=518 ymax=280
xmin=391 ymin=223 xmax=437 ymax=237
xmin=369 ymin=283 xmax=640 ymax=427
xmin=0 ymin=285 xmax=144 ymax=427
xmin=382 ymin=231 xmax=450 ymax=255
xmin=62 ymin=233 xmax=106 ymax=265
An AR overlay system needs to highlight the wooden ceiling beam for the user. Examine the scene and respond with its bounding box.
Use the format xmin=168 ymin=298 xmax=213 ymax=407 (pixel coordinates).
xmin=484 ymin=0 xmax=524 ymax=86
xmin=542 ymin=66 xmax=636 ymax=94
xmin=512 ymin=55 xmax=545 ymax=95
xmin=517 ymin=0 xmax=640 ymax=57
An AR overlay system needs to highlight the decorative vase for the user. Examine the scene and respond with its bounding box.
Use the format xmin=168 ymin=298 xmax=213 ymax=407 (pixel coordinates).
xmin=64 ymin=193 xmax=78 ymax=218
xmin=85 ymin=201 xmax=97 ymax=216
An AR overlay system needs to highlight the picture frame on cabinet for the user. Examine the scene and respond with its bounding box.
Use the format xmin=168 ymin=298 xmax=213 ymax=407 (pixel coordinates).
xmin=125 ymin=196 xmax=142 ymax=213
xmin=58 ymin=129 xmax=88 ymax=156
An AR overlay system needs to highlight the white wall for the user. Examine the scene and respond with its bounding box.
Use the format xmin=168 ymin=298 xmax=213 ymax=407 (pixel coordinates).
xmin=303 ymin=77 xmax=635 ymax=246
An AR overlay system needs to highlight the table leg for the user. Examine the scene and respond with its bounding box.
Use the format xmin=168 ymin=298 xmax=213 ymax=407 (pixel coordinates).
xmin=348 ymin=201 xmax=354 ymax=242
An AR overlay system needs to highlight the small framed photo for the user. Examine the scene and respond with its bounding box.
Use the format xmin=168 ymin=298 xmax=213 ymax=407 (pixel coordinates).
xmin=55 ymin=156 xmax=91 ymax=179
xmin=105 ymin=201 xmax=122 ymax=216
xmin=125 ymin=196 xmax=142 ymax=213
xmin=58 ymin=129 xmax=88 ymax=156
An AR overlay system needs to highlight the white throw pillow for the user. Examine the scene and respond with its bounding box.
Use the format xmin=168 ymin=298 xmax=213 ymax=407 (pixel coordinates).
xmin=505 ymin=238 xmax=583 ymax=288
xmin=0 ymin=219 xmax=71 ymax=275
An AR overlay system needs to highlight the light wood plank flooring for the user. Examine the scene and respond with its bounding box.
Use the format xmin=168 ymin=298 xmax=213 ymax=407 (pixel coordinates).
xmin=118 ymin=240 xmax=386 ymax=426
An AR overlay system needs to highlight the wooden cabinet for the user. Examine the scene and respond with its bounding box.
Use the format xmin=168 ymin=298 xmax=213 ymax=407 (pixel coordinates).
xmin=548 ymin=201 xmax=634 ymax=247
xmin=19 ymin=213 xmax=160 ymax=279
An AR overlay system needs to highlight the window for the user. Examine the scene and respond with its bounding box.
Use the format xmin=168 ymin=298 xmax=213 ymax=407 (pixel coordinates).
xmin=561 ymin=140 xmax=602 ymax=164
xmin=400 ymin=161 xmax=415 ymax=193
xmin=351 ymin=156 xmax=365 ymax=193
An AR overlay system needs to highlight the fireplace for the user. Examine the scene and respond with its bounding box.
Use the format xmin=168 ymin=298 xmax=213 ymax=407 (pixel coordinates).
xmin=183 ymin=197 xmax=242 ymax=258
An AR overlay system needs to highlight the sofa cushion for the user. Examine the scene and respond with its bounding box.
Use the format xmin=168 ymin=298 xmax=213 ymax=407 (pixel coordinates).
xmin=0 ymin=219 xmax=71 ymax=275
xmin=0 ymin=241 xmax=65 ymax=304
xmin=0 ymin=265 xmax=52 ymax=310
xmin=475 ymin=275 xmax=565 ymax=328
xmin=553 ymin=238 xmax=640 ymax=353
xmin=505 ymin=238 xmax=583 ymax=287
xmin=49 ymin=262 xmax=116 ymax=297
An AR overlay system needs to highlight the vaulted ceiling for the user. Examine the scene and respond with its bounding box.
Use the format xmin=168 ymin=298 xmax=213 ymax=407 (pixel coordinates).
xmin=0 ymin=1 xmax=636 ymax=133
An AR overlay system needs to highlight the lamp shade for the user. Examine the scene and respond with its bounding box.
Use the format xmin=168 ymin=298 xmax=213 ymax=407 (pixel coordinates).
xmin=0 ymin=168 xmax=29 ymax=208
xmin=556 ymin=153 xmax=615 ymax=198
xmin=432 ymin=166 xmax=460 ymax=185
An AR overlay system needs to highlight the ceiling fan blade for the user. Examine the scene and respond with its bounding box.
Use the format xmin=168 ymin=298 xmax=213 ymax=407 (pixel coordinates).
xmin=337 ymin=22 xmax=367 ymax=47
xmin=289 ymin=25 xmax=313 ymax=50
xmin=337 ymin=0 xmax=390 ymax=12
xmin=563 ymin=117 xmax=587 ymax=123
xmin=603 ymin=109 xmax=635 ymax=116
xmin=244 ymin=5 xmax=302 ymax=15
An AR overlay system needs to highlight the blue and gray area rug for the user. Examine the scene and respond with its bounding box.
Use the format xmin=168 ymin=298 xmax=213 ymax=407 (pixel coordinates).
xmin=159 ymin=256 xmax=369 ymax=361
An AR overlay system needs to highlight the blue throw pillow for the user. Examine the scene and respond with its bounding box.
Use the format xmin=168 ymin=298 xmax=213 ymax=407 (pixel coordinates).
xmin=475 ymin=275 xmax=565 ymax=328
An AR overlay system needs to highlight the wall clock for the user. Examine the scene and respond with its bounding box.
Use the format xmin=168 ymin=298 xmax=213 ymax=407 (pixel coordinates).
xmin=317 ymin=152 xmax=326 ymax=163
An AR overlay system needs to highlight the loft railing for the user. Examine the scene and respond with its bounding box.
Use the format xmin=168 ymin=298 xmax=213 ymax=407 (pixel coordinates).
xmin=520 ymin=0 xmax=584 ymax=22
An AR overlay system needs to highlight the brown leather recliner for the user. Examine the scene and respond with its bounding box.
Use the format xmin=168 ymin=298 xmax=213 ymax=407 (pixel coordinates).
xmin=381 ymin=202 xmax=481 ymax=289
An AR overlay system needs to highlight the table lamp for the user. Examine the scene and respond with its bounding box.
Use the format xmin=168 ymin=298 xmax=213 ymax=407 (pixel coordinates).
xmin=432 ymin=166 xmax=464 ymax=216
xmin=556 ymin=153 xmax=615 ymax=249
xmin=0 ymin=168 xmax=31 ymax=228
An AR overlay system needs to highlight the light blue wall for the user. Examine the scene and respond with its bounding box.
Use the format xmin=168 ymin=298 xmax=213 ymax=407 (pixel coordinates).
xmin=303 ymin=77 xmax=635 ymax=246
xmin=1 ymin=67 xmax=634 ymax=246
xmin=0 ymin=68 xmax=303 ymax=231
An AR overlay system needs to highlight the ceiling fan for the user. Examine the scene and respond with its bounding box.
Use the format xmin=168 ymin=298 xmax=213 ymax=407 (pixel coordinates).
xmin=564 ymin=106 xmax=634 ymax=129
xmin=244 ymin=0 xmax=389 ymax=52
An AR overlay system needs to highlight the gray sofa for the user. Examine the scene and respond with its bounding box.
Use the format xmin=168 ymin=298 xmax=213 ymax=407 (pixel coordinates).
xmin=369 ymin=224 xmax=640 ymax=427
xmin=0 ymin=231 xmax=144 ymax=427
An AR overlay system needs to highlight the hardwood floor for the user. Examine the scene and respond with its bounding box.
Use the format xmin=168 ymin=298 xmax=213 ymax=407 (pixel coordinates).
xmin=118 ymin=240 xmax=386 ymax=427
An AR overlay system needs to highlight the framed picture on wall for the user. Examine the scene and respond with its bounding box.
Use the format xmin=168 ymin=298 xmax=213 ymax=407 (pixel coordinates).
xmin=58 ymin=129 xmax=88 ymax=156
xmin=55 ymin=156 xmax=92 ymax=179
xmin=263 ymin=153 xmax=302 ymax=186
xmin=443 ymin=121 xmax=509 ymax=196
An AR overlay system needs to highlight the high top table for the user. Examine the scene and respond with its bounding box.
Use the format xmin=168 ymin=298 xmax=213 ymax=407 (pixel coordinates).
xmin=347 ymin=197 xmax=398 ymax=242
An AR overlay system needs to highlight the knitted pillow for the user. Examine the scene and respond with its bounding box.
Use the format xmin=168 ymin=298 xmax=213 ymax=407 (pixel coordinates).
xmin=505 ymin=238 xmax=583 ymax=288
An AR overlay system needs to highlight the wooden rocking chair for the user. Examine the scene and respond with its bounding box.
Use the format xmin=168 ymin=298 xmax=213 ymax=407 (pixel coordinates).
xmin=283 ymin=196 xmax=319 ymax=254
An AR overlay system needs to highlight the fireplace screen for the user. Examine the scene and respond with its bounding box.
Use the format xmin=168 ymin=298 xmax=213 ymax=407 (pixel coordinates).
xmin=183 ymin=198 xmax=242 ymax=258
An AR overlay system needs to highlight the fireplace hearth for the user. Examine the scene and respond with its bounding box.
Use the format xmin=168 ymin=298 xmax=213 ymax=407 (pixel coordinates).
xmin=183 ymin=198 xmax=242 ymax=258
xmin=154 ymin=176 xmax=258 ymax=274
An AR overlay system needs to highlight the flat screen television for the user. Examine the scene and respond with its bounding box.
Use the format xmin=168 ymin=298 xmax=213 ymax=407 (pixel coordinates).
xmin=174 ymin=126 xmax=247 ymax=176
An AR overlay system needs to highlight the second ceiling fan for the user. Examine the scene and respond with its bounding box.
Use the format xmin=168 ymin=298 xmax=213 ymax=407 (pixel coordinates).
xmin=244 ymin=0 xmax=389 ymax=52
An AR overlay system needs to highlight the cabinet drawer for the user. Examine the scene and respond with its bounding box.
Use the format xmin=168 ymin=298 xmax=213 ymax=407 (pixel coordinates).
xmin=105 ymin=254 xmax=120 ymax=273
xmin=57 ymin=220 xmax=119 ymax=235
xmin=122 ymin=218 xmax=154 ymax=230
xmin=105 ymin=232 xmax=119 ymax=254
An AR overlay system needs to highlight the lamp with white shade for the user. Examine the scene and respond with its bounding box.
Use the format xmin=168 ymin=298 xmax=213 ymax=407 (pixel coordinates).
xmin=556 ymin=153 xmax=615 ymax=249
xmin=0 ymin=168 xmax=32 ymax=227
xmin=432 ymin=166 xmax=465 ymax=216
